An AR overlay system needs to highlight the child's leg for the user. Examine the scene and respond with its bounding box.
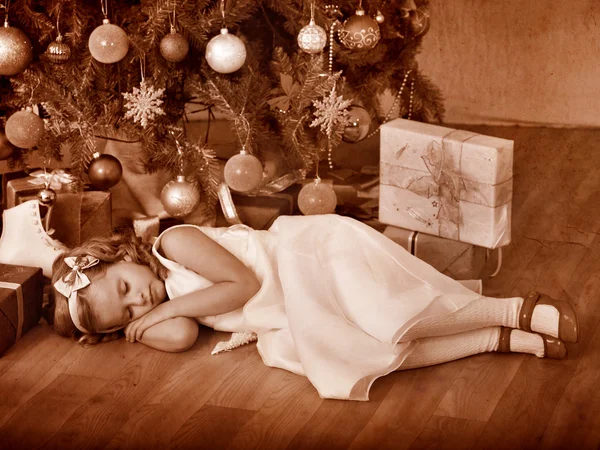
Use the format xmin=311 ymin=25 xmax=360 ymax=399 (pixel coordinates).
xmin=398 ymin=326 xmax=546 ymax=371
xmin=399 ymin=296 xmax=560 ymax=343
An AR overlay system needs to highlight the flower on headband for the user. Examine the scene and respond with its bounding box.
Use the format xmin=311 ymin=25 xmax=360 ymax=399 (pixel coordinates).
xmin=53 ymin=255 xmax=100 ymax=298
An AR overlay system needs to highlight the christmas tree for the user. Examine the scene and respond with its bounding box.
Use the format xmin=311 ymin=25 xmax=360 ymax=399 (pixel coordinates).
xmin=0 ymin=0 xmax=443 ymax=220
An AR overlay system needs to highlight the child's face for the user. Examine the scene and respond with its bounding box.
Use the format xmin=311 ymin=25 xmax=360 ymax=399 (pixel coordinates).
xmin=87 ymin=260 xmax=167 ymax=332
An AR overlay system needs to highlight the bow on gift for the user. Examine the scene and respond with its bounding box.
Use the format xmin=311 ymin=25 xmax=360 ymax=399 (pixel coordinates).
xmin=53 ymin=255 xmax=99 ymax=298
xmin=28 ymin=169 xmax=75 ymax=190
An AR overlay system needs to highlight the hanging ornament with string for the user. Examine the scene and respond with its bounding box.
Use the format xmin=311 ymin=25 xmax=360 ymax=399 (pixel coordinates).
xmin=88 ymin=152 xmax=123 ymax=189
xmin=122 ymin=57 xmax=165 ymax=128
xmin=88 ymin=0 xmax=129 ymax=64
xmin=298 ymin=2 xmax=327 ymax=54
xmin=5 ymin=107 xmax=44 ymax=149
xmin=205 ymin=0 xmax=246 ymax=74
xmin=342 ymin=105 xmax=372 ymax=143
xmin=223 ymin=115 xmax=263 ymax=193
xmin=46 ymin=7 xmax=71 ymax=63
xmin=0 ymin=1 xmax=33 ymax=76
xmin=160 ymin=3 xmax=189 ymax=63
xmin=160 ymin=139 xmax=200 ymax=218
xmin=410 ymin=8 xmax=430 ymax=37
xmin=298 ymin=172 xmax=337 ymax=216
xmin=339 ymin=0 xmax=381 ymax=51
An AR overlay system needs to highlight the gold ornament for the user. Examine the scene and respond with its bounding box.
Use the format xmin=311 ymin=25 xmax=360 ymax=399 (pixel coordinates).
xmin=298 ymin=179 xmax=337 ymax=215
xmin=160 ymin=175 xmax=200 ymax=218
xmin=298 ymin=20 xmax=327 ymax=54
xmin=5 ymin=110 xmax=45 ymax=149
xmin=88 ymin=19 xmax=129 ymax=64
xmin=87 ymin=152 xmax=123 ymax=189
xmin=46 ymin=34 xmax=71 ymax=63
xmin=37 ymin=188 xmax=57 ymax=207
xmin=338 ymin=9 xmax=381 ymax=51
xmin=0 ymin=22 xmax=33 ymax=76
xmin=343 ymin=105 xmax=372 ymax=143
xmin=205 ymin=28 xmax=247 ymax=74
xmin=160 ymin=27 xmax=189 ymax=63
xmin=410 ymin=9 xmax=430 ymax=37
xmin=375 ymin=10 xmax=385 ymax=24
xmin=224 ymin=150 xmax=264 ymax=193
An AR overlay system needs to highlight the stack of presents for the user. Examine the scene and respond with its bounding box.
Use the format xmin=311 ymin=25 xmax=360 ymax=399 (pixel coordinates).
xmin=0 ymin=117 xmax=513 ymax=356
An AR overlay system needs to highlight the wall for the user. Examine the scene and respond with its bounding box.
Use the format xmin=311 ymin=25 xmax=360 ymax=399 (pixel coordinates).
xmin=416 ymin=0 xmax=600 ymax=127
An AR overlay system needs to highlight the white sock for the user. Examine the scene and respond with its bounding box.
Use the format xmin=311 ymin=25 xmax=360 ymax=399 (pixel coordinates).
xmin=530 ymin=305 xmax=560 ymax=338
xmin=509 ymin=329 xmax=545 ymax=358
xmin=398 ymin=327 xmax=501 ymax=370
xmin=400 ymin=296 xmax=523 ymax=343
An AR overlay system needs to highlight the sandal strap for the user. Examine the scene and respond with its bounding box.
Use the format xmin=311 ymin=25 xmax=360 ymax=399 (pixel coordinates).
xmin=519 ymin=291 xmax=540 ymax=332
xmin=497 ymin=327 xmax=512 ymax=353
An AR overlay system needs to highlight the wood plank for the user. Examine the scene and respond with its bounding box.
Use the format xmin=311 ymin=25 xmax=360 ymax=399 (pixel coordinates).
xmin=349 ymin=360 xmax=467 ymax=450
xmin=0 ymin=323 xmax=51 ymax=378
xmin=224 ymin=373 xmax=323 ymax=450
xmin=207 ymin=349 xmax=288 ymax=411
xmin=409 ymin=416 xmax=487 ymax=450
xmin=0 ymin=374 xmax=107 ymax=449
xmin=434 ymin=352 xmax=524 ymax=421
xmin=104 ymin=336 xmax=253 ymax=449
xmin=40 ymin=345 xmax=193 ymax=450
xmin=169 ymin=405 xmax=256 ymax=450
xmin=474 ymin=358 xmax=574 ymax=449
xmin=286 ymin=374 xmax=397 ymax=450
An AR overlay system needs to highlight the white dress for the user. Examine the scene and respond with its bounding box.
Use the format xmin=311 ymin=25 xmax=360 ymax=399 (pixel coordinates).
xmin=152 ymin=214 xmax=482 ymax=401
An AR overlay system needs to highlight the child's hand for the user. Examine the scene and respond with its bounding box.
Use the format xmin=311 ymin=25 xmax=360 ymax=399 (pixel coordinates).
xmin=125 ymin=302 xmax=172 ymax=343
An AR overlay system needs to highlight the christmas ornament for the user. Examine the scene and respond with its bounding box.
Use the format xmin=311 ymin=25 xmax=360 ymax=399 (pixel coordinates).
xmin=88 ymin=19 xmax=129 ymax=64
xmin=0 ymin=129 xmax=16 ymax=160
xmin=298 ymin=179 xmax=337 ymax=215
xmin=410 ymin=9 xmax=430 ymax=37
xmin=375 ymin=10 xmax=385 ymax=23
xmin=46 ymin=34 xmax=71 ymax=63
xmin=5 ymin=110 xmax=45 ymax=149
xmin=37 ymin=188 xmax=57 ymax=207
xmin=87 ymin=152 xmax=123 ymax=189
xmin=0 ymin=20 xmax=33 ymax=76
xmin=205 ymin=28 xmax=247 ymax=74
xmin=224 ymin=150 xmax=264 ymax=193
xmin=122 ymin=79 xmax=165 ymax=128
xmin=342 ymin=105 xmax=372 ymax=143
xmin=298 ymin=4 xmax=327 ymax=54
xmin=338 ymin=8 xmax=381 ymax=51
xmin=160 ymin=28 xmax=189 ymax=63
xmin=399 ymin=0 xmax=417 ymax=19
xmin=310 ymin=86 xmax=352 ymax=136
xmin=160 ymin=175 xmax=200 ymax=218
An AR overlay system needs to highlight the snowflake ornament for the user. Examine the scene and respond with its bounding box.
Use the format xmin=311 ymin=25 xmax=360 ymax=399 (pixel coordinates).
xmin=310 ymin=86 xmax=352 ymax=136
xmin=122 ymin=79 xmax=166 ymax=128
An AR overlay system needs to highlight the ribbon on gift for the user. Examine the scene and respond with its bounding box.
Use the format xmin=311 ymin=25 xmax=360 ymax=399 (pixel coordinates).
xmin=380 ymin=129 xmax=513 ymax=247
xmin=0 ymin=281 xmax=24 ymax=340
xmin=27 ymin=169 xmax=76 ymax=191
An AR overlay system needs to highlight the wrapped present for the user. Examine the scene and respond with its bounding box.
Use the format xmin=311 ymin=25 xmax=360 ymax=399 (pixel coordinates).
xmin=379 ymin=119 xmax=513 ymax=249
xmin=382 ymin=225 xmax=490 ymax=280
xmin=0 ymin=264 xmax=44 ymax=356
xmin=4 ymin=170 xmax=77 ymax=209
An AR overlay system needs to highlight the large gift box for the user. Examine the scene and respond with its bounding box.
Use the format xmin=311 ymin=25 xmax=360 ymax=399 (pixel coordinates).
xmin=0 ymin=264 xmax=44 ymax=356
xmin=5 ymin=174 xmax=112 ymax=248
xmin=382 ymin=225 xmax=489 ymax=280
xmin=379 ymin=119 xmax=513 ymax=249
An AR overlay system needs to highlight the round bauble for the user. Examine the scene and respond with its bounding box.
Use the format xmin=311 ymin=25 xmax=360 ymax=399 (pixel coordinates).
xmin=5 ymin=110 xmax=45 ymax=148
xmin=375 ymin=10 xmax=385 ymax=24
xmin=160 ymin=175 xmax=200 ymax=218
xmin=0 ymin=129 xmax=16 ymax=160
xmin=37 ymin=188 xmax=57 ymax=207
xmin=298 ymin=180 xmax=337 ymax=215
xmin=297 ymin=20 xmax=327 ymax=54
xmin=205 ymin=28 xmax=247 ymax=74
xmin=160 ymin=29 xmax=189 ymax=63
xmin=46 ymin=34 xmax=71 ymax=63
xmin=87 ymin=152 xmax=123 ymax=189
xmin=338 ymin=9 xmax=381 ymax=51
xmin=88 ymin=19 xmax=129 ymax=64
xmin=0 ymin=24 xmax=33 ymax=76
xmin=342 ymin=105 xmax=372 ymax=143
xmin=223 ymin=152 xmax=263 ymax=193
xmin=410 ymin=9 xmax=430 ymax=37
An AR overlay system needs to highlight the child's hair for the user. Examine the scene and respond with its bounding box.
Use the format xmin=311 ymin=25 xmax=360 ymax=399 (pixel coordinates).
xmin=49 ymin=228 xmax=167 ymax=346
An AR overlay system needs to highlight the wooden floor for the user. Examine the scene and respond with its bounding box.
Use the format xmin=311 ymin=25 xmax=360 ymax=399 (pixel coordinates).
xmin=1 ymin=126 xmax=600 ymax=449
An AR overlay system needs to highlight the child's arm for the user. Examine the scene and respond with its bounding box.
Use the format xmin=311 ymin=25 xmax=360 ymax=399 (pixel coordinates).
xmin=137 ymin=317 xmax=199 ymax=352
xmin=126 ymin=226 xmax=261 ymax=342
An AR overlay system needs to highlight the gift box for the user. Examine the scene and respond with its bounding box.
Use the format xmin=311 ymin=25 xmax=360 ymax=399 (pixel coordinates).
xmin=5 ymin=174 xmax=112 ymax=248
xmin=4 ymin=170 xmax=77 ymax=209
xmin=379 ymin=119 xmax=513 ymax=249
xmin=382 ymin=225 xmax=489 ymax=280
xmin=0 ymin=264 xmax=44 ymax=356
